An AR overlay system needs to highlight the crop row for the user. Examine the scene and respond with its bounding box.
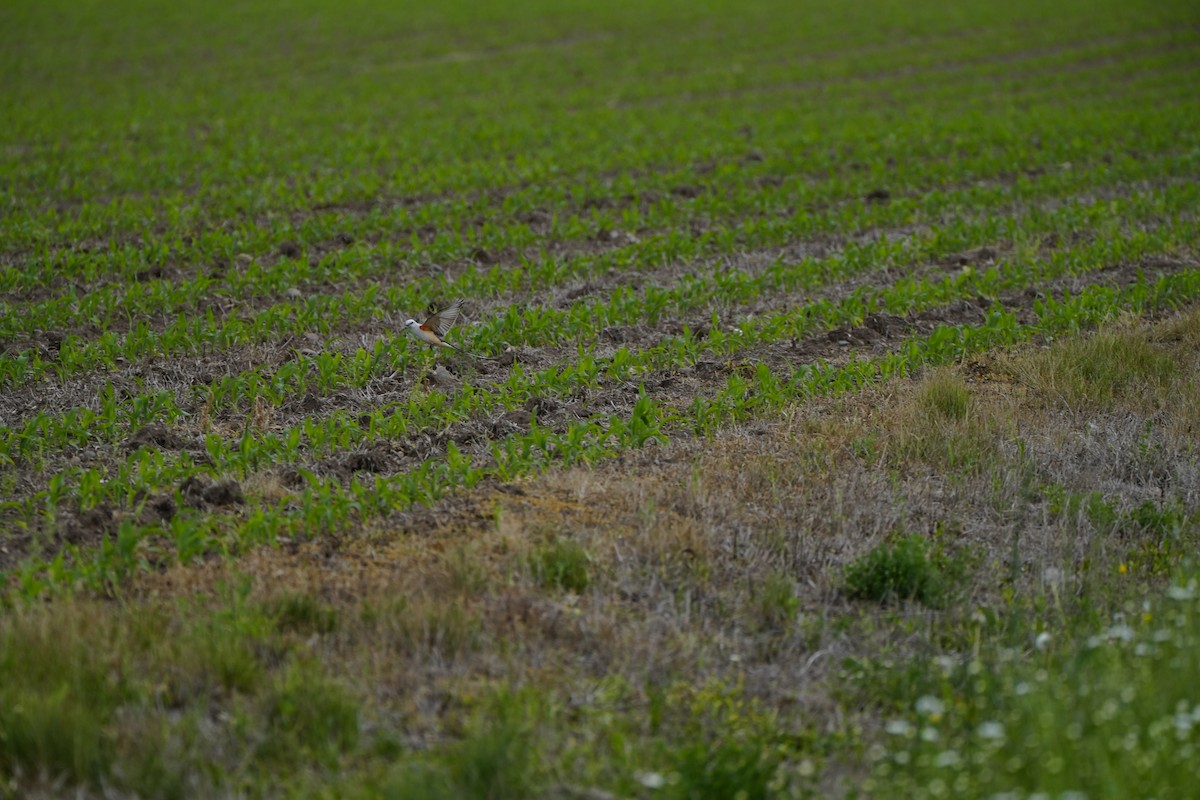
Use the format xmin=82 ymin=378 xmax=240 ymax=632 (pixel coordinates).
xmin=1 ymin=213 xmax=1192 ymax=547
xmin=5 ymin=199 xmax=1197 ymax=475
xmin=2 ymin=156 xmax=1194 ymax=395
xmin=3 ymin=71 xmax=1193 ymax=301
xmin=2 ymin=179 xmax=1194 ymax=465
xmin=6 ymin=13 xmax=1190 ymax=219
xmin=3 ymin=36 xmax=1194 ymax=293
xmin=6 ymin=266 xmax=1200 ymax=602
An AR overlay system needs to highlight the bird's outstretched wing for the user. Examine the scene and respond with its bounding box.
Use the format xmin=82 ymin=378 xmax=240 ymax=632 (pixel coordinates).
xmin=420 ymin=299 xmax=465 ymax=336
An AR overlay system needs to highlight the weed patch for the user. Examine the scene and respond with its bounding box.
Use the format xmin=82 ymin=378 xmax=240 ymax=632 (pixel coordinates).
xmin=1015 ymin=328 xmax=1179 ymax=413
xmin=843 ymin=533 xmax=969 ymax=608
xmin=261 ymin=663 xmax=359 ymax=767
xmin=530 ymin=537 xmax=592 ymax=593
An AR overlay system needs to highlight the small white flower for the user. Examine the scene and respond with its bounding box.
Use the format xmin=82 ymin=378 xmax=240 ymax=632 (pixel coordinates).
xmin=1106 ymin=624 xmax=1135 ymax=643
xmin=916 ymin=696 xmax=946 ymax=717
xmin=886 ymin=719 xmax=913 ymax=736
xmin=933 ymin=750 xmax=960 ymax=768
xmin=1035 ymin=631 xmax=1053 ymax=650
xmin=921 ymin=726 xmax=940 ymax=743
xmin=977 ymin=721 xmax=1006 ymax=741
xmin=635 ymin=771 xmax=666 ymax=789
xmin=1168 ymin=582 xmax=1196 ymax=600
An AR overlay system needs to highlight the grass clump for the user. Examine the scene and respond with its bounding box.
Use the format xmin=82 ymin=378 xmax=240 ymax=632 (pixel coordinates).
xmin=0 ymin=604 xmax=199 ymax=797
xmin=261 ymin=662 xmax=359 ymax=766
xmin=370 ymin=689 xmax=541 ymax=800
xmin=1017 ymin=329 xmax=1178 ymax=412
xmin=843 ymin=533 xmax=966 ymax=608
xmin=0 ymin=671 xmax=117 ymax=786
xmin=446 ymin=715 xmax=536 ymax=800
xmin=889 ymin=371 xmax=994 ymax=473
xmin=920 ymin=370 xmax=971 ymax=422
xmin=265 ymin=592 xmax=338 ymax=635
xmin=670 ymin=737 xmax=785 ymax=800
xmin=752 ymin=570 xmax=801 ymax=631
xmin=530 ymin=537 xmax=592 ymax=593
xmin=658 ymin=680 xmax=804 ymax=799
xmin=1121 ymin=498 xmax=1196 ymax=578
xmin=385 ymin=596 xmax=483 ymax=659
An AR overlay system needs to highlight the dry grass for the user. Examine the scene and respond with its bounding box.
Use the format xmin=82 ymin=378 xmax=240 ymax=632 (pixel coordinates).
xmin=136 ymin=306 xmax=1200 ymax=691
xmin=6 ymin=308 xmax=1200 ymax=796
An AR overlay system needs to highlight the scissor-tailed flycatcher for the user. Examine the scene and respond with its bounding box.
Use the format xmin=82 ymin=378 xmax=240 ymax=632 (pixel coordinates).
xmin=404 ymin=299 xmax=492 ymax=359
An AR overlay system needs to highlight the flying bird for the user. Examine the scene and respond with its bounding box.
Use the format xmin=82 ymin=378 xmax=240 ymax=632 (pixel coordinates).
xmin=403 ymin=299 xmax=492 ymax=359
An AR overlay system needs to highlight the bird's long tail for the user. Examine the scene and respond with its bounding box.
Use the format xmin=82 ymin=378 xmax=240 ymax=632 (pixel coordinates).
xmin=444 ymin=342 xmax=494 ymax=360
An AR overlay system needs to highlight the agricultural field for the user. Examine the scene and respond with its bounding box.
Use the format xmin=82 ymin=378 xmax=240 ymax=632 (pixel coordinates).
xmin=2 ymin=0 xmax=1200 ymax=796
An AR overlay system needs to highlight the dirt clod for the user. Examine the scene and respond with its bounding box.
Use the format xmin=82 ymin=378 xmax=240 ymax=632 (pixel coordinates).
xmin=180 ymin=475 xmax=210 ymax=507
xmin=202 ymin=479 xmax=245 ymax=506
xmin=277 ymin=467 xmax=307 ymax=489
xmin=278 ymin=241 xmax=302 ymax=259
xmin=65 ymin=504 xmax=115 ymax=543
xmin=134 ymin=265 xmax=166 ymax=281
xmin=600 ymin=326 xmax=630 ymax=343
xmin=864 ymin=313 xmax=906 ymax=335
xmin=525 ymin=397 xmax=558 ymax=415
xmin=342 ymin=447 xmax=393 ymax=474
xmin=42 ymin=330 xmax=67 ymax=353
xmin=126 ymin=424 xmax=186 ymax=452
xmin=427 ymin=365 xmax=461 ymax=388
xmin=493 ymin=408 xmax=533 ymax=437
xmin=141 ymin=494 xmax=177 ymax=524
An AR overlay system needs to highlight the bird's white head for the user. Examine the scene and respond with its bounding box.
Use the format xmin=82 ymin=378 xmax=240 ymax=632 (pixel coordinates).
xmin=403 ymin=319 xmax=418 ymax=328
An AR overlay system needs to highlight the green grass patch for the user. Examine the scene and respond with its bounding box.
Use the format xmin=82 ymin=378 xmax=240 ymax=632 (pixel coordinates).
xmin=530 ymin=537 xmax=592 ymax=593
xmin=1016 ymin=328 xmax=1180 ymax=413
xmin=920 ymin=370 xmax=971 ymax=423
xmin=843 ymin=533 xmax=969 ymax=608
xmin=261 ymin=662 xmax=360 ymax=767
